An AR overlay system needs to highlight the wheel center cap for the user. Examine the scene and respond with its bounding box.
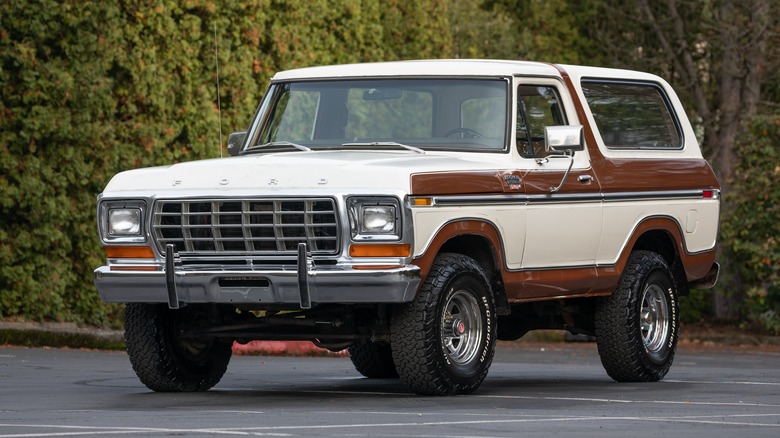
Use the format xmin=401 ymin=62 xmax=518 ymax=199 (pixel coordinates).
xmin=453 ymin=320 xmax=466 ymax=336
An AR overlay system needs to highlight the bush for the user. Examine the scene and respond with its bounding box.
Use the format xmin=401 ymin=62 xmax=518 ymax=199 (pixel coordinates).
xmin=721 ymin=115 xmax=780 ymax=334
xmin=0 ymin=0 xmax=450 ymax=326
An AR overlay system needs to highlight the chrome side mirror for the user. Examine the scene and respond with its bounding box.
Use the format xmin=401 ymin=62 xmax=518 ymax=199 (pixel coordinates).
xmin=544 ymin=125 xmax=584 ymax=154
xmin=227 ymin=131 xmax=247 ymax=156
xmin=541 ymin=125 xmax=584 ymax=193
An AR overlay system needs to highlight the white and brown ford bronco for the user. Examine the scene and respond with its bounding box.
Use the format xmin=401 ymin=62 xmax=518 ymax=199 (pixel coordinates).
xmin=95 ymin=60 xmax=720 ymax=395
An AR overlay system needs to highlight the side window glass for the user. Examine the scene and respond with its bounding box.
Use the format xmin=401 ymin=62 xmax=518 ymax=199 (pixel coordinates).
xmin=516 ymin=85 xmax=566 ymax=158
xmin=581 ymin=81 xmax=682 ymax=149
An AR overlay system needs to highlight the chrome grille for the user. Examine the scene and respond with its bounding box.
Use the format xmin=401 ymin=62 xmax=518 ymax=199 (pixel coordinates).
xmin=152 ymin=198 xmax=339 ymax=255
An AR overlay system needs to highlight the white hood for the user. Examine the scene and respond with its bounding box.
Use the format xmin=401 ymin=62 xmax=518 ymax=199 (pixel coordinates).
xmin=102 ymin=150 xmax=506 ymax=195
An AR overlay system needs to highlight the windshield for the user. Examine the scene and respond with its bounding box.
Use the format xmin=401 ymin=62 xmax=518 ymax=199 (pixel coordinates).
xmin=248 ymin=78 xmax=509 ymax=152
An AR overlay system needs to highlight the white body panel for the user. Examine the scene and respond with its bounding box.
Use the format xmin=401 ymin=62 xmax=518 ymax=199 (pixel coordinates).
xmin=598 ymin=199 xmax=720 ymax=264
xmin=523 ymin=202 xmax=603 ymax=268
xmin=412 ymin=207 xmax=527 ymax=266
xmin=103 ymin=151 xmax=512 ymax=194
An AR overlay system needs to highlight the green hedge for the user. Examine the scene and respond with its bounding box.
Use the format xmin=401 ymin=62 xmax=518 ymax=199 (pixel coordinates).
xmin=2 ymin=1 xmax=777 ymax=332
xmin=720 ymin=116 xmax=780 ymax=333
xmin=0 ymin=0 xmax=450 ymax=326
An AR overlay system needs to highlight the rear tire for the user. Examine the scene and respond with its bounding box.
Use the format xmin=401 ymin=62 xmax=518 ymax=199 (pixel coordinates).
xmin=348 ymin=341 xmax=398 ymax=378
xmin=124 ymin=304 xmax=232 ymax=392
xmin=595 ymin=251 xmax=679 ymax=382
xmin=390 ymin=253 xmax=496 ymax=395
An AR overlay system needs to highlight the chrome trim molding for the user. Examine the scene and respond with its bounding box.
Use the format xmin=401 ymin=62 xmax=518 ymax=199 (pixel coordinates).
xmin=428 ymin=189 xmax=717 ymax=206
xmin=94 ymin=263 xmax=421 ymax=306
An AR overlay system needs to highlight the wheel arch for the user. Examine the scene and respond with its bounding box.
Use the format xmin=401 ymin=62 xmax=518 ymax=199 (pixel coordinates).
xmin=412 ymin=219 xmax=510 ymax=314
xmin=620 ymin=216 xmax=711 ymax=296
xmin=632 ymin=226 xmax=689 ymax=296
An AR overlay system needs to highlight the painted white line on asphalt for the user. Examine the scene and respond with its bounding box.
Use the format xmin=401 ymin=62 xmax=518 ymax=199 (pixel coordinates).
xmin=473 ymin=394 xmax=780 ymax=408
xmin=224 ymin=387 xmax=780 ymax=409
xmin=0 ymin=424 xmax=291 ymax=437
xmin=311 ymin=410 xmax=544 ymax=418
xmin=212 ymin=411 xmax=266 ymax=415
xmin=2 ymin=414 xmax=780 ymax=437
xmin=666 ymin=379 xmax=780 ymax=386
xmin=0 ymin=433 xmax=139 ymax=438
xmin=243 ymin=414 xmax=780 ymax=431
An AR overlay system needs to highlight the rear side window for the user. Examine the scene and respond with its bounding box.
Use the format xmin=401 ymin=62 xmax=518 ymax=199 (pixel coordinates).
xmin=581 ymin=81 xmax=682 ymax=150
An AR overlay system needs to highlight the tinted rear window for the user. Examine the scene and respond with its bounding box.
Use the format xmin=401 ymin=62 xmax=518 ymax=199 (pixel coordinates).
xmin=582 ymin=81 xmax=682 ymax=150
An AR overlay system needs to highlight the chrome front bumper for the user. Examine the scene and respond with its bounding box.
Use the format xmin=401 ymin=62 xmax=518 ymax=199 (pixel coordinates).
xmin=94 ymin=246 xmax=421 ymax=308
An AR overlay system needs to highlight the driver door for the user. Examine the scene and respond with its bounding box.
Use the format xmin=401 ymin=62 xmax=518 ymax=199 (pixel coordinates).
xmin=515 ymin=81 xmax=603 ymax=298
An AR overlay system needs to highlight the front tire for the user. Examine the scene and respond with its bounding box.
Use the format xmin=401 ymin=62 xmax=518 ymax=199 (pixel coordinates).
xmin=595 ymin=251 xmax=679 ymax=382
xmin=390 ymin=253 xmax=496 ymax=395
xmin=124 ymin=304 xmax=232 ymax=392
xmin=348 ymin=341 xmax=398 ymax=378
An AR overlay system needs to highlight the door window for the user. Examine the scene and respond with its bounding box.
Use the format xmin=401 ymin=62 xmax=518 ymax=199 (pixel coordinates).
xmin=516 ymin=85 xmax=566 ymax=158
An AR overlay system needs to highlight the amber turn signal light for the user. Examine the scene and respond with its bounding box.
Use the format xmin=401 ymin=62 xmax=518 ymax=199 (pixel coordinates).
xmin=412 ymin=197 xmax=433 ymax=206
xmin=349 ymin=243 xmax=411 ymax=258
xmin=105 ymin=246 xmax=155 ymax=259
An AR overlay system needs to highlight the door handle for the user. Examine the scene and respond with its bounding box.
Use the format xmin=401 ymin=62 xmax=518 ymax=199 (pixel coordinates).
xmin=578 ymin=174 xmax=593 ymax=183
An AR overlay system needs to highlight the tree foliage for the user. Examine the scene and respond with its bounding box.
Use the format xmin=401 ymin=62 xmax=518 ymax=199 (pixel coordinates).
xmin=503 ymin=0 xmax=779 ymax=321
xmin=1 ymin=0 xmax=778 ymax=330
xmin=595 ymin=0 xmax=778 ymax=321
xmin=721 ymin=116 xmax=780 ymax=333
xmin=0 ymin=0 xmax=450 ymax=326
xmin=483 ymin=0 xmax=602 ymax=64
xmin=1 ymin=1 xmax=122 ymax=325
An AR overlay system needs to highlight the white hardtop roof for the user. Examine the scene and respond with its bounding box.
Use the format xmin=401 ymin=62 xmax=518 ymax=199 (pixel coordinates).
xmin=271 ymin=59 xmax=663 ymax=83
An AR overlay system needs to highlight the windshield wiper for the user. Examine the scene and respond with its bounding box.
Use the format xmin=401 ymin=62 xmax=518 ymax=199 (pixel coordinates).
xmin=245 ymin=141 xmax=312 ymax=153
xmin=341 ymin=141 xmax=426 ymax=154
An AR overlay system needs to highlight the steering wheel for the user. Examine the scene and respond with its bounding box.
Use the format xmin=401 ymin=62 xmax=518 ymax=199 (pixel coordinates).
xmin=445 ymin=128 xmax=485 ymax=139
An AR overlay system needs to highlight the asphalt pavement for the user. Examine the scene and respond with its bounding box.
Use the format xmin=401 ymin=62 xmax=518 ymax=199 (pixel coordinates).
xmin=1 ymin=341 xmax=779 ymax=437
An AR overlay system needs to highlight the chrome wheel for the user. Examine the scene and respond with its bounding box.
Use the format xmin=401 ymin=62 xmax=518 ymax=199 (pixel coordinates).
xmin=596 ymin=251 xmax=680 ymax=382
xmin=391 ymin=253 xmax=496 ymax=395
xmin=640 ymin=283 xmax=670 ymax=360
xmin=441 ymin=289 xmax=483 ymax=365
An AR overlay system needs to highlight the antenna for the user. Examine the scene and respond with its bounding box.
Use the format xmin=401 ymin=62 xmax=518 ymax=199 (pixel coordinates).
xmin=214 ymin=21 xmax=223 ymax=158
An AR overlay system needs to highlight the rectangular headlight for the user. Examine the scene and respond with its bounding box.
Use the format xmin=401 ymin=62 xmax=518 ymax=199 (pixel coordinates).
xmin=361 ymin=205 xmax=396 ymax=233
xmin=348 ymin=197 xmax=401 ymax=241
xmin=98 ymin=200 xmax=147 ymax=244
xmin=108 ymin=208 xmax=142 ymax=235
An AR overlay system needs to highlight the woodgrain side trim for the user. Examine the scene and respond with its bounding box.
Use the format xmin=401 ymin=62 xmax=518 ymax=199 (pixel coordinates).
xmin=412 ymin=162 xmax=718 ymax=197
xmin=410 ymin=171 xmax=508 ymax=195
xmin=596 ymin=159 xmax=720 ymax=192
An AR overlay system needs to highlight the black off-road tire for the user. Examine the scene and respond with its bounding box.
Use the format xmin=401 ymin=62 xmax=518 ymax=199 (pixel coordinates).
xmin=348 ymin=341 xmax=399 ymax=378
xmin=124 ymin=303 xmax=232 ymax=392
xmin=595 ymin=250 xmax=680 ymax=382
xmin=390 ymin=253 xmax=497 ymax=395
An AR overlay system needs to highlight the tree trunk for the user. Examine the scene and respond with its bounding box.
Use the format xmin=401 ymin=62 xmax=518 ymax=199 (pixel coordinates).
xmin=709 ymin=0 xmax=771 ymax=320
